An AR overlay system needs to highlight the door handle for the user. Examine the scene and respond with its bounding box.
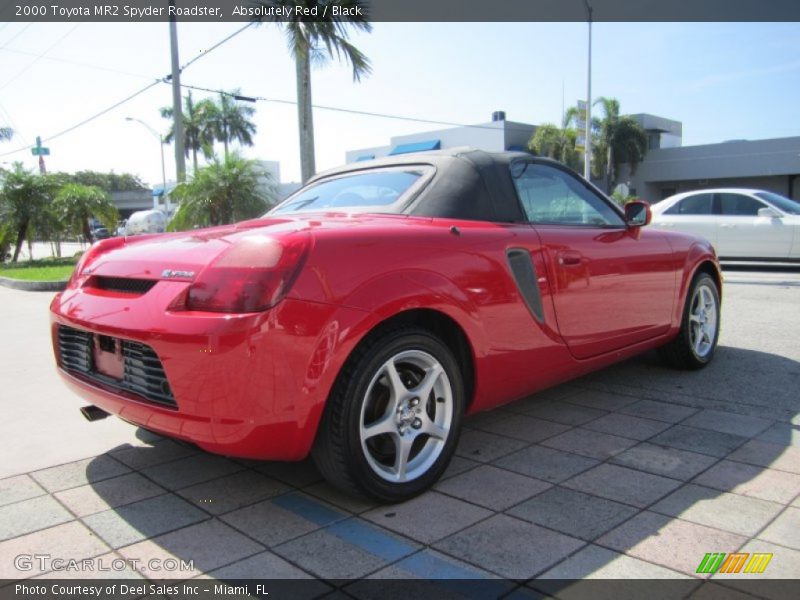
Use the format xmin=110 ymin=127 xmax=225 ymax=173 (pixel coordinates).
xmin=558 ymin=252 xmax=582 ymax=267
xmin=719 ymin=224 xmax=736 ymax=229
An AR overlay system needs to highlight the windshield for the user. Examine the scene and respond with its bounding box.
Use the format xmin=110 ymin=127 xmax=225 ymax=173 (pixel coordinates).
xmin=754 ymin=191 xmax=800 ymax=215
xmin=268 ymin=168 xmax=429 ymax=215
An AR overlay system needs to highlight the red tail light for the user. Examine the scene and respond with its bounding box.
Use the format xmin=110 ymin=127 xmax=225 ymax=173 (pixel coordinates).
xmin=185 ymin=233 xmax=311 ymax=313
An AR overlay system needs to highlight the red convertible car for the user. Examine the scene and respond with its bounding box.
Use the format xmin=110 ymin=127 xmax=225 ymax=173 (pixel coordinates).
xmin=50 ymin=149 xmax=721 ymax=501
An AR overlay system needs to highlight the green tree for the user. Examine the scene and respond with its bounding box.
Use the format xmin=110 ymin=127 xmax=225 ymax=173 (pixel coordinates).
xmin=66 ymin=171 xmax=147 ymax=192
xmin=209 ymin=91 xmax=257 ymax=158
xmin=161 ymin=91 xmax=216 ymax=173
xmin=53 ymin=183 xmax=118 ymax=244
xmin=592 ymin=97 xmax=648 ymax=192
xmin=528 ymin=122 xmax=582 ymax=172
xmin=169 ymin=153 xmax=275 ymax=230
xmin=255 ymin=0 xmax=372 ymax=183
xmin=0 ymin=164 xmax=59 ymax=262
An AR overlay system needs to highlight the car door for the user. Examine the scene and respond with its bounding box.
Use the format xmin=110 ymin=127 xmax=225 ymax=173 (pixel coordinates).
xmin=510 ymin=161 xmax=676 ymax=360
xmin=715 ymin=192 xmax=793 ymax=259
xmin=652 ymin=192 xmax=718 ymax=247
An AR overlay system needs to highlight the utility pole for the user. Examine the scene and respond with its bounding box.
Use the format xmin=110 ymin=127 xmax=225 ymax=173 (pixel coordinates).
xmin=169 ymin=0 xmax=186 ymax=183
xmin=583 ymin=0 xmax=593 ymax=181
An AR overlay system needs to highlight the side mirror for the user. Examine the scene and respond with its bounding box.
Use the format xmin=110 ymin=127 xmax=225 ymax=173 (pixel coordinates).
xmin=624 ymin=200 xmax=652 ymax=228
xmin=758 ymin=207 xmax=781 ymax=219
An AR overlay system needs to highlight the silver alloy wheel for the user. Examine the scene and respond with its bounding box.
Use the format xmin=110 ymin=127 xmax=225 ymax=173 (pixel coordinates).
xmin=688 ymin=283 xmax=718 ymax=358
xmin=358 ymin=349 xmax=454 ymax=483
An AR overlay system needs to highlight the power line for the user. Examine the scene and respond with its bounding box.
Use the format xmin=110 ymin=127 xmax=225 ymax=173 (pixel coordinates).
xmin=0 ymin=24 xmax=80 ymax=92
xmin=0 ymin=47 xmax=154 ymax=81
xmin=176 ymin=81 xmax=539 ymax=137
xmin=0 ymin=23 xmax=34 ymax=49
xmin=0 ymin=23 xmax=255 ymax=159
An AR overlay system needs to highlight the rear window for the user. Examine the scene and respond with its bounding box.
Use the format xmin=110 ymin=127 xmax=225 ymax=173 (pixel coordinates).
xmin=269 ymin=168 xmax=430 ymax=215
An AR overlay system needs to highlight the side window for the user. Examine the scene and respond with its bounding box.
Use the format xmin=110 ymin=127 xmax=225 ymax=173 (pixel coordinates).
xmin=719 ymin=193 xmax=766 ymax=216
xmin=511 ymin=163 xmax=624 ymax=227
xmin=664 ymin=193 xmax=713 ymax=215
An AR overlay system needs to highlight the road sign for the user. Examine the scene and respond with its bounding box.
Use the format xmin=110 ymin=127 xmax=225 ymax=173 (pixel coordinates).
xmin=31 ymin=136 xmax=50 ymax=156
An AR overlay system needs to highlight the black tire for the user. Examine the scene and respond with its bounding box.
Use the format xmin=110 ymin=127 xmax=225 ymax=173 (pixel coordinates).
xmin=659 ymin=272 xmax=720 ymax=370
xmin=312 ymin=326 xmax=465 ymax=502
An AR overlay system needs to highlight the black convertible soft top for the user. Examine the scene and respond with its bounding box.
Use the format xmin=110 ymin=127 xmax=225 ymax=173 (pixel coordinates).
xmin=308 ymin=148 xmax=536 ymax=223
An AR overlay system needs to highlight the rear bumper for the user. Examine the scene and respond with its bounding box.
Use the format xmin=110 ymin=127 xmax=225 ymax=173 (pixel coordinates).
xmin=50 ymin=283 xmax=366 ymax=460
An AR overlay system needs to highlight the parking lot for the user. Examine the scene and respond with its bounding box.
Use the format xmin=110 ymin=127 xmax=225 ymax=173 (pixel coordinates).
xmin=1 ymin=267 xmax=799 ymax=597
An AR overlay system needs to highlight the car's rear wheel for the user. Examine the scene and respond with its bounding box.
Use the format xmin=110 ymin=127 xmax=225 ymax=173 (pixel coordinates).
xmin=312 ymin=327 xmax=464 ymax=502
xmin=659 ymin=272 xmax=720 ymax=369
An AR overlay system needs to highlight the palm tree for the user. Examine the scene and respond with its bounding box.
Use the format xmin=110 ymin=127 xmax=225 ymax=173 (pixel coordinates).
xmin=0 ymin=164 xmax=58 ymax=262
xmin=161 ymin=91 xmax=216 ymax=173
xmin=592 ymin=97 xmax=648 ymax=192
xmin=255 ymin=0 xmax=372 ymax=183
xmin=169 ymin=153 xmax=275 ymax=230
xmin=210 ymin=91 xmax=257 ymax=158
xmin=52 ymin=183 xmax=118 ymax=244
xmin=528 ymin=122 xmax=582 ymax=172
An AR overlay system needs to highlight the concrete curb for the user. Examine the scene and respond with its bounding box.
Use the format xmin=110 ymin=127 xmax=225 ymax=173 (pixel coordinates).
xmin=0 ymin=276 xmax=66 ymax=292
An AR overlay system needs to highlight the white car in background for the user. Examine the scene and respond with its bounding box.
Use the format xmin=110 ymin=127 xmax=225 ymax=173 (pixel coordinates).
xmin=651 ymin=188 xmax=800 ymax=261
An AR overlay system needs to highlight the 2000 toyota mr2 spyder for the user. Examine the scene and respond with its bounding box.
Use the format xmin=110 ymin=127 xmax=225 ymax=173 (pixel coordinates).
xmin=50 ymin=149 xmax=721 ymax=501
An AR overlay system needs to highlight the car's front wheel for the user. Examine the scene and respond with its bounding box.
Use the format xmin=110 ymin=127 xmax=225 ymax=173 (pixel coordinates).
xmin=312 ymin=327 xmax=464 ymax=502
xmin=659 ymin=272 xmax=720 ymax=369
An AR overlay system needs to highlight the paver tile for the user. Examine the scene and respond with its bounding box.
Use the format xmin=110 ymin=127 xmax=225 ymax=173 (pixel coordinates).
xmin=728 ymin=440 xmax=800 ymax=474
xmin=176 ymin=470 xmax=290 ymax=515
xmin=82 ymin=493 xmax=208 ymax=548
xmin=692 ymin=460 xmax=800 ymax=504
xmin=221 ymin=492 xmax=346 ymax=547
xmin=362 ymin=491 xmax=491 ymax=544
xmin=0 ymin=521 xmax=110 ymax=578
xmin=435 ymin=465 xmax=551 ymax=511
xmin=474 ymin=414 xmax=571 ymax=443
xmin=119 ymin=519 xmax=263 ymax=579
xmin=611 ymin=443 xmax=717 ymax=481
xmin=31 ymin=456 xmax=130 ymax=492
xmin=0 ymin=474 xmax=46 ymax=507
xmin=564 ymin=389 xmax=638 ymax=412
xmin=455 ymin=430 xmax=529 ymax=463
xmin=0 ymin=495 xmax=73 ymax=541
xmin=433 ymin=514 xmax=584 ymax=579
xmin=140 ymin=454 xmax=243 ymax=491
xmin=274 ymin=518 xmax=419 ymax=579
xmin=618 ymin=399 xmax=699 ymax=423
xmin=109 ymin=439 xmax=198 ymax=470
xmin=583 ymin=413 xmax=673 ymax=441
xmin=252 ymin=459 xmax=323 ymax=488
xmin=563 ymin=463 xmax=682 ymax=508
xmin=597 ymin=511 xmax=747 ymax=577
xmin=757 ymin=507 xmax=800 ymax=550
xmin=508 ymin=487 xmax=638 ymax=541
xmin=541 ymin=428 xmax=638 ymax=460
xmin=651 ymin=484 xmax=783 ymax=537
xmin=757 ymin=423 xmax=800 ymax=448
xmin=683 ymin=410 xmax=773 ymax=438
xmin=515 ymin=400 xmax=608 ymax=426
xmin=494 ymin=445 xmax=598 ymax=483
xmin=650 ymin=425 xmax=748 ymax=458
xmin=55 ymin=472 xmax=166 ymax=517
xmin=537 ymin=543 xmax=691 ymax=580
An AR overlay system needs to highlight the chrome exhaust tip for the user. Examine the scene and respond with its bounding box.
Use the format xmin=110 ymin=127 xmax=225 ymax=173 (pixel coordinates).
xmin=80 ymin=405 xmax=110 ymax=422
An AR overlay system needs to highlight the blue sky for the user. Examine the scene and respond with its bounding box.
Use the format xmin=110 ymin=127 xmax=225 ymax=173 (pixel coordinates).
xmin=1 ymin=21 xmax=798 ymax=185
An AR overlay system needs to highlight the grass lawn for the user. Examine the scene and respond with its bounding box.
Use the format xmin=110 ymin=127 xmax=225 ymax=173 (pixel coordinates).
xmin=0 ymin=257 xmax=77 ymax=281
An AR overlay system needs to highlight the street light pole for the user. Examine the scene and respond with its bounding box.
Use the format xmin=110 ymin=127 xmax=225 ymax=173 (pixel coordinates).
xmin=125 ymin=117 xmax=168 ymax=211
xmin=583 ymin=0 xmax=593 ymax=182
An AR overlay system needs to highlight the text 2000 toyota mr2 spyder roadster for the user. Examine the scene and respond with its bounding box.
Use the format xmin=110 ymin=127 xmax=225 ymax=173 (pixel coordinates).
xmin=50 ymin=149 xmax=721 ymax=501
